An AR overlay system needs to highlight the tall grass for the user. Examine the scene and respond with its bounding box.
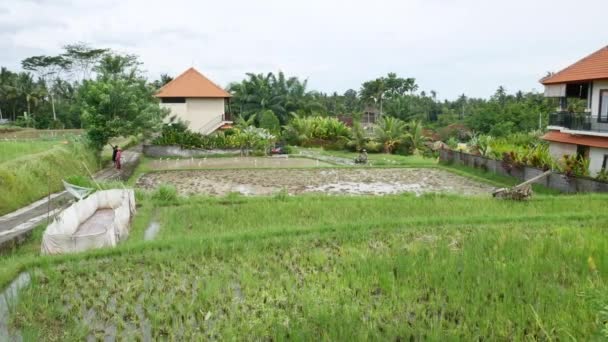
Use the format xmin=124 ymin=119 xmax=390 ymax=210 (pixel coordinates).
xmin=0 ymin=136 xmax=97 ymax=215
xmin=0 ymin=139 xmax=62 ymax=163
xmin=5 ymin=193 xmax=608 ymax=339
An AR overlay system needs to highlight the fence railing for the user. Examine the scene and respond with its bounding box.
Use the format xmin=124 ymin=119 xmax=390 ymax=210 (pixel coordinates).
xmin=199 ymin=113 xmax=233 ymax=135
xmin=548 ymin=112 xmax=592 ymax=131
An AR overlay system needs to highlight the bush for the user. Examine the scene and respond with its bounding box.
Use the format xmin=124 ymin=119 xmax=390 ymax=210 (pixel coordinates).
xmin=152 ymin=184 xmax=178 ymax=204
xmin=363 ymin=141 xmax=383 ymax=153
xmin=283 ymin=115 xmax=350 ymax=146
xmin=258 ymin=110 xmax=280 ymax=134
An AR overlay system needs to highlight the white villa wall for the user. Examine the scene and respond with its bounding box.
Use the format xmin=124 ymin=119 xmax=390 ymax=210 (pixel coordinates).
xmin=160 ymin=98 xmax=226 ymax=133
xmin=591 ymin=80 xmax=608 ymax=119
xmin=160 ymin=103 xmax=187 ymax=120
xmin=548 ymin=141 xmax=576 ymax=160
xmin=589 ymin=147 xmax=608 ymax=176
xmin=186 ymin=98 xmax=225 ymax=132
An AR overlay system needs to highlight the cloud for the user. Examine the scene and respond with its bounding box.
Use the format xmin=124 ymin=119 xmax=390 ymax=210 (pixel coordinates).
xmin=0 ymin=0 xmax=607 ymax=99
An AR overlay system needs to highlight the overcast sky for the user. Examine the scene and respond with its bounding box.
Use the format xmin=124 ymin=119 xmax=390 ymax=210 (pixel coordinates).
xmin=1 ymin=0 xmax=606 ymax=99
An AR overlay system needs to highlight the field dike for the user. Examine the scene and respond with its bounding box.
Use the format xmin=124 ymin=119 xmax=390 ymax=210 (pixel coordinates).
xmin=0 ymin=139 xmax=97 ymax=216
xmin=0 ymin=272 xmax=30 ymax=341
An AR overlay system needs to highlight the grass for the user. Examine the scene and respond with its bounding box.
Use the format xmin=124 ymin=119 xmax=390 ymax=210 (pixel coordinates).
xmin=3 ymin=192 xmax=608 ymax=340
xmin=294 ymin=147 xmax=437 ymax=166
xmin=0 ymin=136 xmax=98 ymax=216
xmin=0 ymin=138 xmax=68 ymax=163
xmin=0 ymin=134 xmax=140 ymax=216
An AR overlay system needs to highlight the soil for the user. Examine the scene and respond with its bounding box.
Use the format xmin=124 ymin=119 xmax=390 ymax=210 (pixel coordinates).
xmin=136 ymin=168 xmax=494 ymax=196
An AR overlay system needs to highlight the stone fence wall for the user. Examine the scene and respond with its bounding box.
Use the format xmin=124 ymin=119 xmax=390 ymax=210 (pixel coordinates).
xmin=439 ymin=149 xmax=608 ymax=193
xmin=142 ymin=145 xmax=243 ymax=158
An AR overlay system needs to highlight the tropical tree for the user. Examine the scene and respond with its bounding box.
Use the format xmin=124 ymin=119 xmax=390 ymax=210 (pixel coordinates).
xmin=77 ymin=53 xmax=167 ymax=151
xmin=228 ymin=71 xmax=324 ymax=123
xmin=373 ymin=116 xmax=407 ymax=153
xmin=257 ymin=109 xmax=280 ymax=134
xmin=21 ymin=55 xmax=72 ymax=121
xmin=62 ymin=42 xmax=109 ymax=81
xmin=404 ymin=120 xmax=428 ymax=155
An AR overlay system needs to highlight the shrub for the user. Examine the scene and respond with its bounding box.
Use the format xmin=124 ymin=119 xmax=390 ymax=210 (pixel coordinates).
xmin=283 ymin=114 xmax=350 ymax=146
xmin=596 ymin=169 xmax=608 ymax=182
xmin=558 ymin=155 xmax=590 ymax=178
xmin=152 ymin=184 xmax=178 ymax=204
xmin=363 ymin=141 xmax=383 ymax=153
xmin=258 ymin=110 xmax=280 ymax=134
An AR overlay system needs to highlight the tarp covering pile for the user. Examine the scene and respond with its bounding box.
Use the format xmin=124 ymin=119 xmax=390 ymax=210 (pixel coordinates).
xmin=41 ymin=189 xmax=136 ymax=255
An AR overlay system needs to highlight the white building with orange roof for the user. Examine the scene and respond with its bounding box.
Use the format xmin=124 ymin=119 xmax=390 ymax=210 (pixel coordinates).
xmin=541 ymin=45 xmax=608 ymax=176
xmin=155 ymin=67 xmax=233 ymax=134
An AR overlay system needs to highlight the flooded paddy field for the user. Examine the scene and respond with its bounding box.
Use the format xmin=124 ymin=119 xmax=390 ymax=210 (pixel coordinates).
xmin=136 ymin=168 xmax=494 ymax=196
xmin=146 ymin=156 xmax=332 ymax=170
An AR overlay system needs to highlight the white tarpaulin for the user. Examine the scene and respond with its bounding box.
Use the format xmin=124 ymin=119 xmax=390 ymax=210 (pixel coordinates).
xmin=41 ymin=189 xmax=136 ymax=255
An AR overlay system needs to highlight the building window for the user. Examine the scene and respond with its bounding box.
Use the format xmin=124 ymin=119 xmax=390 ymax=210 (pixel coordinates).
xmin=599 ymin=90 xmax=608 ymax=122
xmin=602 ymin=155 xmax=608 ymax=170
xmin=161 ymin=97 xmax=186 ymax=103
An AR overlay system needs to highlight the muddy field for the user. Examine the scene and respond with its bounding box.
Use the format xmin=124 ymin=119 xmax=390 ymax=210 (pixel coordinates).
xmin=146 ymin=156 xmax=331 ymax=169
xmin=137 ymin=168 xmax=494 ymax=196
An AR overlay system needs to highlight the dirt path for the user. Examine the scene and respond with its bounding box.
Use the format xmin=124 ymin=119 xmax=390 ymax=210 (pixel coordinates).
xmin=0 ymin=147 xmax=141 ymax=249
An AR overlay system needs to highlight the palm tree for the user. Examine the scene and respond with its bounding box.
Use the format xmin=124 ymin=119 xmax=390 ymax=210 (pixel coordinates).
xmin=373 ymin=116 xmax=407 ymax=153
xmin=404 ymin=120 xmax=428 ymax=155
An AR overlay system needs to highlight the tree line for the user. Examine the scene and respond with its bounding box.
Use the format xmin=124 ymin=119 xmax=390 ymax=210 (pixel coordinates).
xmin=228 ymin=72 xmax=559 ymax=138
xmin=1 ymin=42 xmax=560 ymax=141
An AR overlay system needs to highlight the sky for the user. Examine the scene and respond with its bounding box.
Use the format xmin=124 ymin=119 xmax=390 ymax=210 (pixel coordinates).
xmin=1 ymin=0 xmax=607 ymax=100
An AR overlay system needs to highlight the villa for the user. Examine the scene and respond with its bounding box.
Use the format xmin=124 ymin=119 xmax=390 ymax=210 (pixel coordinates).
xmin=155 ymin=67 xmax=233 ymax=134
xmin=541 ymin=45 xmax=608 ymax=176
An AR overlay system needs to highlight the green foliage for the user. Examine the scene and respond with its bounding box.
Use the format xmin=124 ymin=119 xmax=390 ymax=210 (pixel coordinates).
xmin=151 ymin=184 xmax=178 ymax=204
xmin=596 ymin=169 xmax=608 ymax=182
xmin=0 ymin=136 xmax=97 ymax=215
xmin=468 ymin=135 xmax=493 ymax=157
xmin=257 ymin=109 xmax=280 ymax=133
xmin=373 ymin=116 xmax=407 ymax=153
xmin=228 ymin=72 xmax=324 ymax=123
xmin=558 ymin=155 xmax=590 ymax=178
xmin=283 ymin=114 xmax=350 ymax=146
xmin=363 ymin=140 xmax=383 ymax=153
xmin=78 ymin=54 xmax=166 ymax=151
xmin=6 ymin=194 xmax=608 ymax=339
xmin=152 ymin=122 xmax=275 ymax=153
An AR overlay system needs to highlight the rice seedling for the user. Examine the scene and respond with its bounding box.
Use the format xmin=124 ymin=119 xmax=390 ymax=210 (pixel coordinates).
xmin=3 ymin=193 xmax=608 ymax=340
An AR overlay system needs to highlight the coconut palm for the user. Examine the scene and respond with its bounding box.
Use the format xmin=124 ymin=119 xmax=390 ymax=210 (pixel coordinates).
xmin=404 ymin=120 xmax=428 ymax=155
xmin=373 ymin=116 xmax=407 ymax=153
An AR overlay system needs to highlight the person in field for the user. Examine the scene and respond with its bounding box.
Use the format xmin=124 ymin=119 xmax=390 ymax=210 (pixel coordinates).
xmin=109 ymin=144 xmax=118 ymax=162
xmin=355 ymin=149 xmax=368 ymax=164
xmin=115 ymin=147 xmax=122 ymax=170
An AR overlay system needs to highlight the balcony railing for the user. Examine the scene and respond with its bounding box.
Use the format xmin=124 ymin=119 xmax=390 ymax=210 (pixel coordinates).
xmin=548 ymin=112 xmax=592 ymax=131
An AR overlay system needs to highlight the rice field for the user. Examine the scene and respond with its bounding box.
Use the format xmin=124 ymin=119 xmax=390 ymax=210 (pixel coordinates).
xmin=0 ymin=139 xmax=66 ymax=163
xmin=5 ymin=193 xmax=608 ymax=340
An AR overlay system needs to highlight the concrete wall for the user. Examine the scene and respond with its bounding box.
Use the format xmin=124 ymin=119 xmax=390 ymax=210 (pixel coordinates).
xmin=548 ymin=141 xmax=577 ymax=160
xmin=160 ymin=98 xmax=226 ymax=133
xmin=589 ymin=147 xmax=608 ymax=176
xmin=161 ymin=103 xmax=187 ymax=120
xmin=439 ymin=149 xmax=608 ymax=193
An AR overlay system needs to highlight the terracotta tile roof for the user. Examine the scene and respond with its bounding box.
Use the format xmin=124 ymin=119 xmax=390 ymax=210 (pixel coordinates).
xmin=541 ymin=46 xmax=608 ymax=85
xmin=542 ymin=131 xmax=608 ymax=148
xmin=156 ymin=67 xmax=231 ymax=98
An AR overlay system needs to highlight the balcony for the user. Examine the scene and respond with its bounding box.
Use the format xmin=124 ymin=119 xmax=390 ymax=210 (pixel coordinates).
xmin=548 ymin=112 xmax=592 ymax=131
xmin=549 ymin=112 xmax=608 ymax=135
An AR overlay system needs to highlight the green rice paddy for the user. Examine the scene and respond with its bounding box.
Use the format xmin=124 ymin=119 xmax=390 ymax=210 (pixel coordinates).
xmin=5 ymin=192 xmax=608 ymax=340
